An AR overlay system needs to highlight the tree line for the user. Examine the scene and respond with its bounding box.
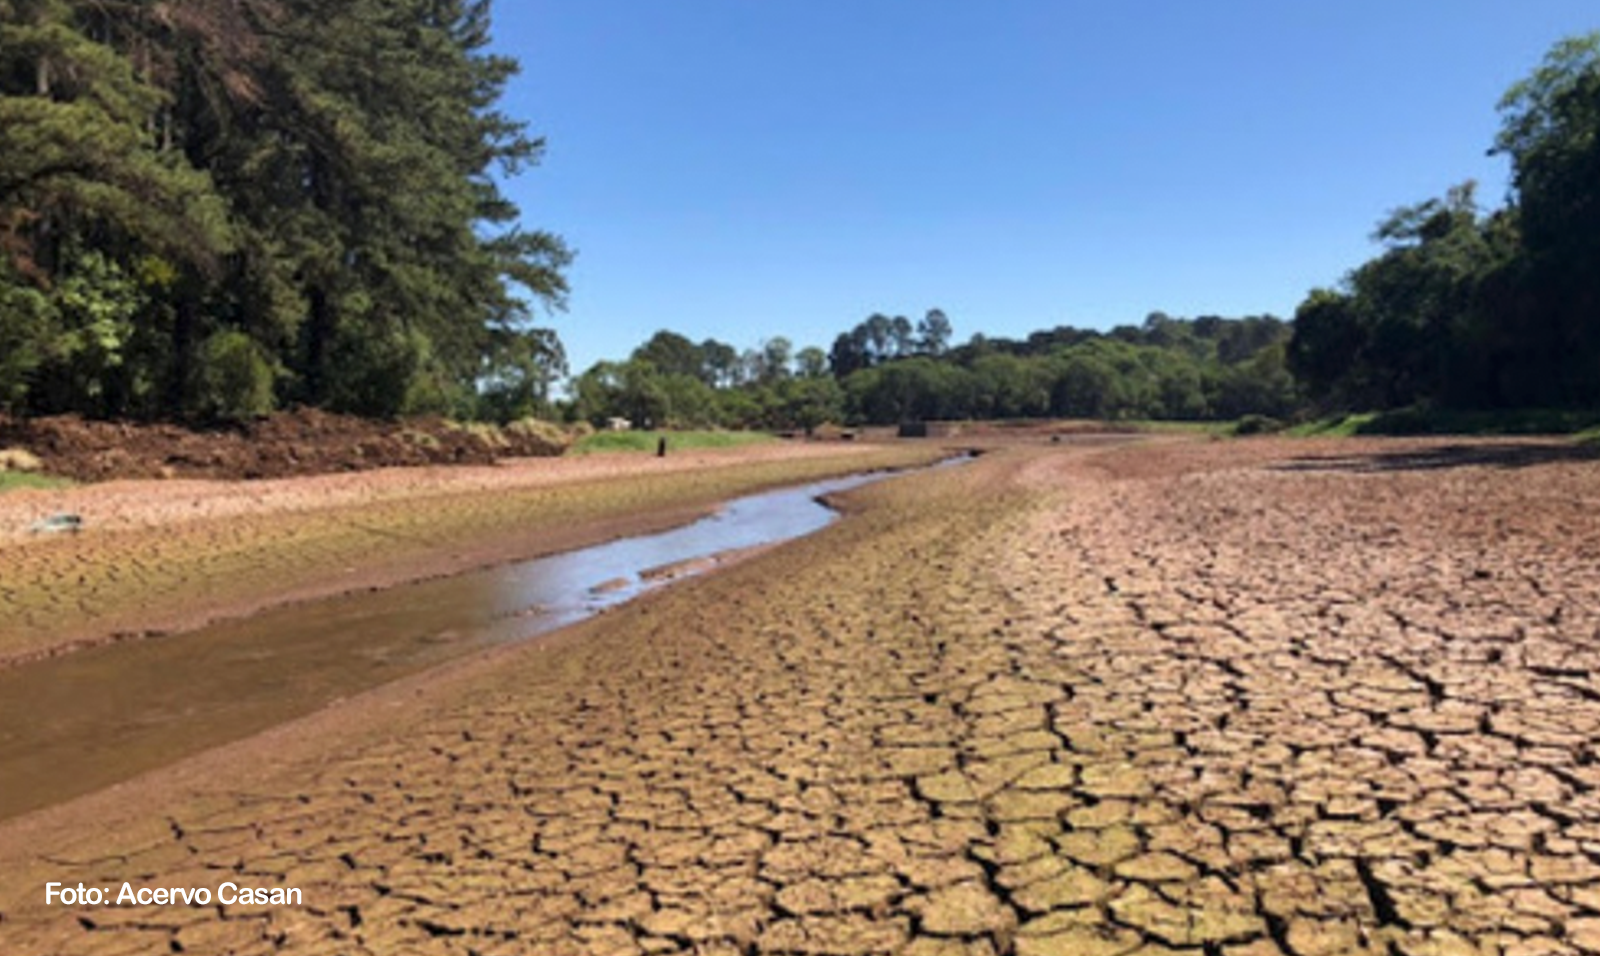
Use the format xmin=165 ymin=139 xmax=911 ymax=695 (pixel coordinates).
xmin=565 ymin=311 xmax=1298 ymax=431
xmin=0 ymin=0 xmax=569 ymax=422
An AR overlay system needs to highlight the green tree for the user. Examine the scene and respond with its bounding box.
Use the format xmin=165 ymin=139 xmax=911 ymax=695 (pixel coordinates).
xmin=1287 ymin=288 xmax=1366 ymax=405
xmin=479 ymin=326 xmax=566 ymax=422
xmin=758 ymin=337 xmax=793 ymax=383
xmin=774 ymin=376 xmax=843 ymax=433
xmin=0 ymin=0 xmax=569 ymax=420
xmin=633 ymin=331 xmax=703 ymax=380
xmin=1491 ymin=31 xmax=1600 ymax=404
xmin=916 ymin=309 xmax=953 ymax=356
xmin=698 ymin=338 xmax=739 ymax=387
xmin=795 ymin=345 xmax=829 ymax=379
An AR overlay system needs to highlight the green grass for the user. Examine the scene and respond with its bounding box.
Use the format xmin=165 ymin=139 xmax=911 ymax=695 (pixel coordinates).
xmin=0 ymin=472 xmax=72 ymax=493
xmin=1286 ymin=413 xmax=1381 ymax=438
xmin=571 ymin=430 xmax=778 ymax=455
xmin=1289 ymin=407 xmax=1600 ymax=439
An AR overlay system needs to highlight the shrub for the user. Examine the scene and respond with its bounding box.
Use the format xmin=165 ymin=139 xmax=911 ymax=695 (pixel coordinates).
xmin=1234 ymin=414 xmax=1286 ymax=436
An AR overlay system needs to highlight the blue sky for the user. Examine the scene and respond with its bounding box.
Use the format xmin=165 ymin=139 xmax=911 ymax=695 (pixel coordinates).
xmin=493 ymin=2 xmax=1597 ymax=377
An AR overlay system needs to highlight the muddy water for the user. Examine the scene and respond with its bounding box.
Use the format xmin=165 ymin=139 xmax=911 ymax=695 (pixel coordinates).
xmin=0 ymin=468 xmax=935 ymax=820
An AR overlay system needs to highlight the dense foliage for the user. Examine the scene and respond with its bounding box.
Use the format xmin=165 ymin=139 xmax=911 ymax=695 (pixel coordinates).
xmin=0 ymin=0 xmax=569 ymax=421
xmin=566 ymin=311 xmax=1297 ymax=431
xmin=1289 ymin=33 xmax=1600 ymax=412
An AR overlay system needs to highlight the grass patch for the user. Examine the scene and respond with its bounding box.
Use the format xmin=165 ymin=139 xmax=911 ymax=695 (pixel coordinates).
xmin=0 ymin=472 xmax=72 ymax=493
xmin=1290 ymin=407 xmax=1600 ymax=438
xmin=1286 ymin=413 xmax=1381 ymax=438
xmin=572 ymin=430 xmax=777 ymax=455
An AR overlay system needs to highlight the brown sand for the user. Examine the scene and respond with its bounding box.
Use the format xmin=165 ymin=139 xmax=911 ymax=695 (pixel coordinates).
xmin=3 ymin=436 xmax=1600 ymax=954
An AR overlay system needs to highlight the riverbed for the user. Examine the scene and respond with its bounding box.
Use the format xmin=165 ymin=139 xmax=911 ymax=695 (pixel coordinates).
xmin=0 ymin=464 xmax=956 ymax=819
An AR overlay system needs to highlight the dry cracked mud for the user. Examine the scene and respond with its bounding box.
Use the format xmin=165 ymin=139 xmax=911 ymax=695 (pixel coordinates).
xmin=3 ymin=436 xmax=1600 ymax=955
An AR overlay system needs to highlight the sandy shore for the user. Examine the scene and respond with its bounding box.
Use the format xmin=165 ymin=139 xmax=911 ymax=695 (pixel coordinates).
xmin=4 ymin=435 xmax=1600 ymax=954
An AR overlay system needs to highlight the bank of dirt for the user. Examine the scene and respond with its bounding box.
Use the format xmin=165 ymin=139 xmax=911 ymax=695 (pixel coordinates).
xmin=0 ymin=440 xmax=946 ymax=666
xmin=4 ymin=435 xmax=1600 ymax=955
xmin=0 ymin=408 xmax=573 ymax=482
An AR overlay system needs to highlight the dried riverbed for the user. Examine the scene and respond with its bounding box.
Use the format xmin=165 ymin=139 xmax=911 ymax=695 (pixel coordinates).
xmin=4 ymin=436 xmax=1600 ymax=954
xmin=0 ymin=466 xmax=955 ymax=820
xmin=0 ymin=441 xmax=944 ymax=665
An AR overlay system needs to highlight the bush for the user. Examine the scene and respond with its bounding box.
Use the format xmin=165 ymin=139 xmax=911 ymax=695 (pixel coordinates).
xmin=192 ymin=331 xmax=276 ymax=422
xmin=1233 ymin=414 xmax=1286 ymax=436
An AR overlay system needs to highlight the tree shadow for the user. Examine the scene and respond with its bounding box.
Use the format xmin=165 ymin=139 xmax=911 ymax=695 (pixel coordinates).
xmin=1272 ymin=441 xmax=1600 ymax=474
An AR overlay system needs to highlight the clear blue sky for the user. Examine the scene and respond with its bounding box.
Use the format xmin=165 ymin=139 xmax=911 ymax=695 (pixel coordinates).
xmin=493 ymin=2 xmax=1597 ymax=377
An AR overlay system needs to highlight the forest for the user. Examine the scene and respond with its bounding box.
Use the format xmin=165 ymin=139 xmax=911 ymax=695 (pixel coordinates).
xmin=1288 ymin=33 xmax=1600 ymax=413
xmin=0 ymin=0 xmax=570 ymax=422
xmin=2 ymin=8 xmax=1596 ymax=431
xmin=567 ymin=313 xmax=1296 ymax=432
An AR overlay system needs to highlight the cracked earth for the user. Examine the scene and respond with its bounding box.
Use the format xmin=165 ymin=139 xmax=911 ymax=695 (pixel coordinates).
xmin=3 ymin=437 xmax=1599 ymax=955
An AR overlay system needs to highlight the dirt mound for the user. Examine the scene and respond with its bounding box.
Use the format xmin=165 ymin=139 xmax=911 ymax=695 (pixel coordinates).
xmin=0 ymin=409 xmax=570 ymax=482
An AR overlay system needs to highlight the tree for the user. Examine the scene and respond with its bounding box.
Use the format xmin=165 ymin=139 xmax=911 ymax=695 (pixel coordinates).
xmin=1491 ymin=31 xmax=1600 ymax=404
xmin=862 ymin=313 xmax=894 ymax=363
xmin=795 ymin=346 xmax=828 ymax=379
xmin=1496 ymin=33 xmax=1600 ymax=257
xmin=774 ymin=376 xmax=843 ymax=433
xmin=1287 ymin=184 xmax=1508 ymax=409
xmin=889 ymin=315 xmax=915 ymax=358
xmin=632 ymin=330 xmax=702 ymax=380
xmin=698 ymin=338 xmax=739 ymax=387
xmin=479 ymin=326 xmax=566 ymax=422
xmin=916 ymin=309 xmax=952 ymax=356
xmin=759 ymin=336 xmax=793 ymax=383
xmin=0 ymin=0 xmax=571 ymax=420
xmin=829 ymin=328 xmax=870 ymax=378
xmin=1287 ymin=289 xmax=1366 ymax=405
xmin=0 ymin=0 xmax=236 ymax=415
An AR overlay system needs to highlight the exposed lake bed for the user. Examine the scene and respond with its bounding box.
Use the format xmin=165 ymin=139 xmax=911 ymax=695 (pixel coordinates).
xmin=0 ymin=454 xmax=967 ymax=820
xmin=5 ymin=435 xmax=1599 ymax=955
